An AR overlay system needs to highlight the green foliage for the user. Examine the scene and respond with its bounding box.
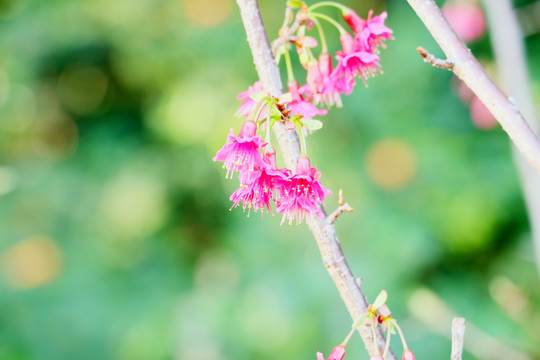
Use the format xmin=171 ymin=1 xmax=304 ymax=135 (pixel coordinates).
xmin=0 ymin=0 xmax=539 ymax=359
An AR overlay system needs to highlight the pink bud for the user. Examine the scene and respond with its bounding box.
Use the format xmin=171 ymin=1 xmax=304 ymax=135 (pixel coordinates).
xmin=307 ymin=60 xmax=324 ymax=93
xmin=295 ymin=156 xmax=311 ymax=175
xmin=343 ymin=9 xmax=365 ymax=34
xmin=470 ymin=96 xmax=498 ymax=130
xmin=239 ymin=120 xmax=257 ymax=137
xmin=327 ymin=345 xmax=346 ymax=360
xmin=442 ymin=1 xmax=486 ymax=42
xmin=339 ymin=32 xmax=357 ymax=54
xmin=402 ymin=349 xmax=415 ymax=360
xmin=318 ymin=52 xmax=333 ymax=77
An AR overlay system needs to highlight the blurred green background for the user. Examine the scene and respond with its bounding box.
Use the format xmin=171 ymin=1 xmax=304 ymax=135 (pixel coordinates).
xmin=1 ymin=0 xmax=540 ymax=359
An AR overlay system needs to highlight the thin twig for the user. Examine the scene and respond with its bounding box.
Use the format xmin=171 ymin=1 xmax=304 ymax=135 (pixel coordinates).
xmin=482 ymin=0 xmax=540 ymax=275
xmin=407 ymin=0 xmax=540 ymax=175
xmin=327 ymin=189 xmax=354 ymax=224
xmin=417 ymin=47 xmax=454 ymax=70
xmin=451 ymin=317 xmax=466 ymax=360
xmin=235 ymin=0 xmax=395 ymax=358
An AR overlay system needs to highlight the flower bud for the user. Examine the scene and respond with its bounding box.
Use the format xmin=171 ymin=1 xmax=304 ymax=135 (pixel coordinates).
xmin=402 ymin=349 xmax=415 ymax=360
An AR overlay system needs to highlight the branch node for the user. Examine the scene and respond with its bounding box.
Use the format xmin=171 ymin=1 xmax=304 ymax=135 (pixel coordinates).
xmin=417 ymin=47 xmax=455 ymax=70
xmin=327 ymin=189 xmax=354 ymax=224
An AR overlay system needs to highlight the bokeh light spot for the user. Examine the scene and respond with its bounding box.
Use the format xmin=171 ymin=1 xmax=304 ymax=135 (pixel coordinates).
xmin=0 ymin=166 xmax=16 ymax=196
xmin=182 ymin=0 xmax=233 ymax=28
xmin=0 ymin=84 xmax=35 ymax=132
xmin=365 ymin=138 xmax=417 ymax=190
xmin=101 ymin=173 xmax=169 ymax=240
xmin=0 ymin=236 xmax=63 ymax=289
xmin=194 ymin=248 xmax=240 ymax=296
xmin=30 ymin=113 xmax=79 ymax=160
xmin=57 ymin=65 xmax=108 ymax=115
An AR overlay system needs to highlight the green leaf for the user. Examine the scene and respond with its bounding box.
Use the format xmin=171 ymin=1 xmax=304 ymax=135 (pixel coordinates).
xmin=279 ymin=92 xmax=292 ymax=103
xmin=287 ymin=0 xmax=304 ymax=8
xmin=249 ymin=91 xmax=268 ymax=102
xmin=300 ymin=118 xmax=323 ymax=130
xmin=371 ymin=290 xmax=388 ymax=310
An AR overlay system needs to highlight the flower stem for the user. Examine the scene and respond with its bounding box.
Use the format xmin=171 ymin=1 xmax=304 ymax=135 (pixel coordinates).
xmin=310 ymin=12 xmax=347 ymax=34
xmin=265 ymin=102 xmax=273 ymax=145
xmin=251 ymin=98 xmax=268 ymax=123
xmin=371 ymin=316 xmax=380 ymax=355
xmin=296 ymin=123 xmax=307 ymax=156
xmin=283 ymin=47 xmax=296 ymax=82
xmin=393 ymin=320 xmax=409 ymax=350
xmin=382 ymin=322 xmax=393 ymax=359
xmin=311 ymin=17 xmax=328 ymax=53
xmin=309 ymin=1 xmax=349 ymax=13
xmin=341 ymin=312 xmax=369 ymax=346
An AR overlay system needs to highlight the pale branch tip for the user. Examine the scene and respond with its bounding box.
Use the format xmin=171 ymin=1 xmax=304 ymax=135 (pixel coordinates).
xmin=327 ymin=203 xmax=354 ymax=224
xmin=417 ymin=47 xmax=455 ymax=70
xmin=338 ymin=188 xmax=344 ymax=206
xmin=450 ymin=317 xmax=466 ymax=360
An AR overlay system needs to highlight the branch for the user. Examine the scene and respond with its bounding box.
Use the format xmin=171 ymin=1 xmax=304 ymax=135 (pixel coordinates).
xmin=235 ymin=0 xmax=395 ymax=358
xmin=327 ymin=189 xmax=354 ymax=224
xmin=451 ymin=317 xmax=466 ymax=360
xmin=407 ymin=0 xmax=540 ymax=175
xmin=417 ymin=47 xmax=454 ymax=70
xmin=482 ymin=0 xmax=540 ymax=275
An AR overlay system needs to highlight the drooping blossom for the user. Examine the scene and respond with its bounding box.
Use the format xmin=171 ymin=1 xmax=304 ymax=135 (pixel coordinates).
xmin=236 ymin=81 xmax=265 ymax=119
xmin=288 ymin=81 xmax=327 ymax=121
xmin=402 ymin=349 xmax=415 ymax=360
xmin=343 ymin=10 xmax=393 ymax=53
xmin=275 ymin=156 xmax=331 ymax=225
xmin=316 ymin=345 xmax=346 ymax=360
xmin=229 ymin=147 xmax=290 ymax=215
xmin=213 ymin=121 xmax=266 ymax=178
xmin=332 ymin=33 xmax=381 ymax=87
xmin=314 ymin=52 xmax=344 ymax=107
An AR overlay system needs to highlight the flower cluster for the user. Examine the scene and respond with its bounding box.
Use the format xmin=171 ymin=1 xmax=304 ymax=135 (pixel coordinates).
xmin=316 ymin=291 xmax=415 ymax=360
xmin=214 ymin=1 xmax=392 ymax=224
xmin=213 ymin=119 xmax=331 ymax=224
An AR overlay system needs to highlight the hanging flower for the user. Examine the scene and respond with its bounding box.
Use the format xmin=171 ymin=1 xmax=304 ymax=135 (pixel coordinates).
xmin=288 ymin=81 xmax=327 ymax=121
xmin=343 ymin=10 xmax=393 ymax=53
xmin=236 ymin=81 xmax=266 ymax=119
xmin=229 ymin=147 xmax=290 ymax=215
xmin=316 ymin=345 xmax=346 ymax=360
xmin=333 ymin=33 xmax=381 ymax=87
xmin=276 ymin=156 xmax=331 ymax=225
xmin=213 ymin=121 xmax=266 ymax=178
xmin=314 ymin=52 xmax=344 ymax=107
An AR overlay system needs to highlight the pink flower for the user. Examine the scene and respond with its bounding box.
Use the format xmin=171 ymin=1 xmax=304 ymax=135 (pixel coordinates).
xmin=350 ymin=10 xmax=393 ymax=53
xmin=343 ymin=9 xmax=366 ymax=34
xmin=306 ymin=60 xmax=324 ymax=94
xmin=229 ymin=147 xmax=290 ymax=215
xmin=442 ymin=2 xmax=486 ymax=42
xmin=333 ymin=33 xmax=381 ymax=87
xmin=288 ymin=81 xmax=327 ymax=121
xmin=275 ymin=156 xmax=331 ymax=225
xmin=317 ymin=345 xmax=346 ymax=360
xmin=213 ymin=121 xmax=266 ymax=178
xmin=402 ymin=349 xmax=415 ymax=360
xmin=236 ymin=81 xmax=265 ymax=119
xmin=311 ymin=52 xmax=344 ymax=107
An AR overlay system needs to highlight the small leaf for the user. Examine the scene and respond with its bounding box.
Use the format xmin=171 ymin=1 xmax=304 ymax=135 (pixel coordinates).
xmin=287 ymin=0 xmax=304 ymax=8
xmin=301 ymin=118 xmax=323 ymax=130
xmin=249 ymin=91 xmax=268 ymax=102
xmin=279 ymin=92 xmax=292 ymax=103
xmin=372 ymin=290 xmax=388 ymax=310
